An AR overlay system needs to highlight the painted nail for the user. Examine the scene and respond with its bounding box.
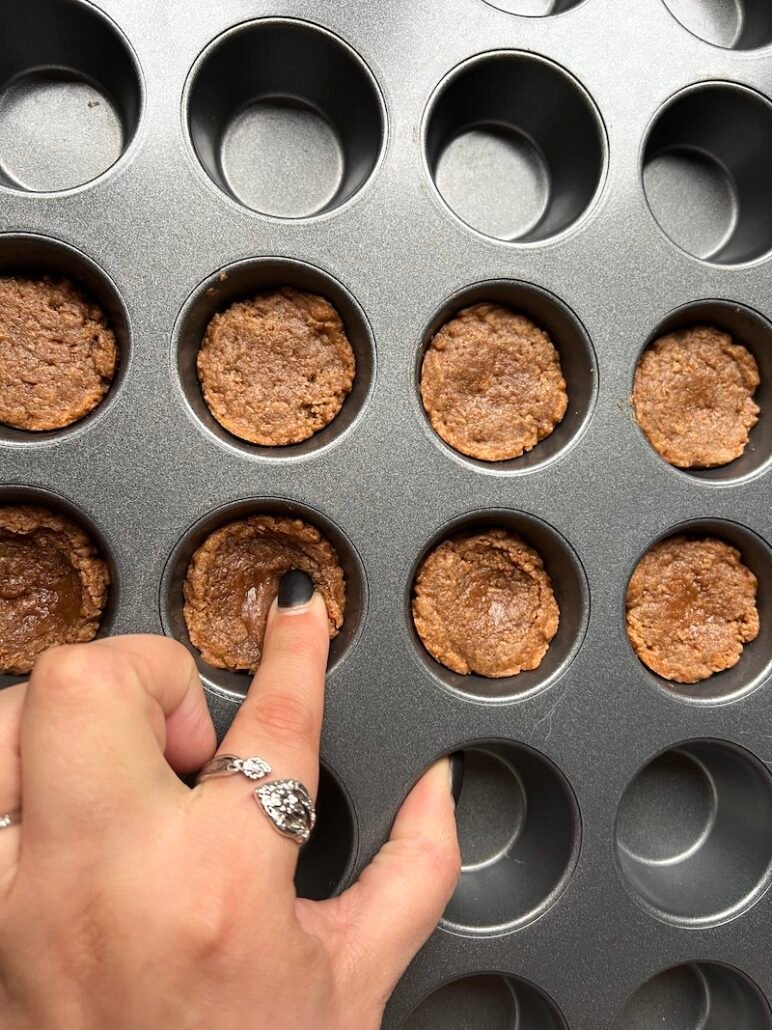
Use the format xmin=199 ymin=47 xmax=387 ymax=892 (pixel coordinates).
xmin=278 ymin=569 xmax=315 ymax=608
xmin=449 ymin=752 xmax=465 ymax=807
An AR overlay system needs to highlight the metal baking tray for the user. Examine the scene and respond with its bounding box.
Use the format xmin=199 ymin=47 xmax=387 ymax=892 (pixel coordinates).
xmin=2 ymin=0 xmax=772 ymax=1026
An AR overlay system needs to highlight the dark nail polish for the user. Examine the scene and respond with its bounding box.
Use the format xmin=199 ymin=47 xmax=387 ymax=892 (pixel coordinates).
xmin=278 ymin=569 xmax=314 ymax=608
xmin=450 ymin=751 xmax=465 ymax=806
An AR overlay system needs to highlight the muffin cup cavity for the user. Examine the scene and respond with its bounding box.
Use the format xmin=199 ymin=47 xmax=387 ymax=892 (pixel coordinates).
xmin=423 ymin=52 xmax=606 ymax=243
xmin=0 ymin=0 xmax=141 ymax=194
xmin=482 ymin=0 xmax=586 ymax=15
xmin=0 ymin=485 xmax=117 ymax=688
xmin=615 ymin=740 xmax=772 ymax=926
xmin=409 ymin=510 xmax=588 ymax=702
xmin=417 ymin=280 xmax=597 ymax=473
xmin=662 ymin=0 xmax=772 ymax=50
xmin=437 ymin=741 xmax=579 ymax=934
xmin=295 ymin=762 xmax=357 ymax=901
xmin=643 ymin=83 xmax=772 ymax=265
xmin=160 ymin=498 xmax=366 ymax=699
xmin=0 ymin=234 xmax=129 ymax=444
xmin=404 ymin=973 xmax=567 ymax=1030
xmin=634 ymin=301 xmax=772 ymax=483
xmin=616 ymin=963 xmax=771 ymax=1030
xmin=185 ymin=18 xmax=386 ymax=218
xmin=174 ymin=258 xmax=375 ymax=459
xmin=625 ymin=519 xmax=772 ymax=704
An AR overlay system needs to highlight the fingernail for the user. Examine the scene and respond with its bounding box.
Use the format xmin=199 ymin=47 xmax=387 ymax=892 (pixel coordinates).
xmin=449 ymin=752 xmax=464 ymax=807
xmin=278 ymin=569 xmax=315 ymax=609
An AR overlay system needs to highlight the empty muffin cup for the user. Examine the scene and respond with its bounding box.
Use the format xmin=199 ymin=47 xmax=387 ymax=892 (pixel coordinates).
xmin=615 ymin=740 xmax=772 ymax=925
xmin=295 ymin=763 xmax=356 ymax=901
xmin=404 ymin=973 xmax=567 ymax=1030
xmin=0 ymin=485 xmax=116 ymax=687
xmin=417 ymin=280 xmax=596 ymax=472
xmin=174 ymin=258 xmax=375 ymax=458
xmin=662 ymin=0 xmax=772 ymax=50
xmin=160 ymin=498 xmax=366 ymax=698
xmin=185 ymin=18 xmax=386 ymax=218
xmin=0 ymin=0 xmax=141 ymax=193
xmin=409 ymin=510 xmax=588 ymax=701
xmin=440 ymin=742 xmax=579 ymax=934
xmin=633 ymin=301 xmax=772 ymax=483
xmin=616 ymin=962 xmax=771 ymax=1030
xmin=643 ymin=83 xmax=772 ymax=264
xmin=423 ymin=52 xmax=606 ymax=242
xmin=625 ymin=519 xmax=772 ymax=703
xmin=483 ymin=0 xmax=585 ymax=14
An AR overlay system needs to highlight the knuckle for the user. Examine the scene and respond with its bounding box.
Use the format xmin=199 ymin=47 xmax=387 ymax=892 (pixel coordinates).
xmin=174 ymin=892 xmax=237 ymax=965
xmin=252 ymin=691 xmax=317 ymax=746
xmin=160 ymin=636 xmax=198 ymax=675
xmin=30 ymin=643 xmax=136 ymax=703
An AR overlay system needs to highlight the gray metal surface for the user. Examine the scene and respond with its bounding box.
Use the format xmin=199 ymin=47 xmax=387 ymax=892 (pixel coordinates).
xmin=1 ymin=0 xmax=772 ymax=1026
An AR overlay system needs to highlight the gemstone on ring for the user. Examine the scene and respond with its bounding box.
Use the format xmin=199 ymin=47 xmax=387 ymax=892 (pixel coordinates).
xmin=234 ymin=756 xmax=272 ymax=780
xmin=196 ymin=754 xmax=272 ymax=784
xmin=255 ymin=779 xmax=316 ymax=845
xmin=0 ymin=809 xmax=21 ymax=829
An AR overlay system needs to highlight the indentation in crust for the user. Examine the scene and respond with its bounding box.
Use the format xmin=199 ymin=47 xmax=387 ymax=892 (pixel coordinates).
xmin=183 ymin=514 xmax=345 ymax=672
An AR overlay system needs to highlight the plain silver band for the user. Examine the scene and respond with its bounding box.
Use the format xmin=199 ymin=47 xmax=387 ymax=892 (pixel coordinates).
xmin=0 ymin=809 xmax=20 ymax=830
xmin=196 ymin=754 xmax=272 ymax=783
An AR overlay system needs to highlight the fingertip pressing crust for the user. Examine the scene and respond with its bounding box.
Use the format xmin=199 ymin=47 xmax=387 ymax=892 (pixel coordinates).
xmin=626 ymin=536 xmax=759 ymax=684
xmin=0 ymin=505 xmax=110 ymax=674
xmin=412 ymin=527 xmax=559 ymax=678
xmin=632 ymin=326 xmax=760 ymax=469
xmin=420 ymin=304 xmax=568 ymax=462
xmin=197 ymin=287 xmax=356 ymax=447
xmin=183 ymin=514 xmax=346 ymax=672
xmin=0 ymin=276 xmax=118 ymax=432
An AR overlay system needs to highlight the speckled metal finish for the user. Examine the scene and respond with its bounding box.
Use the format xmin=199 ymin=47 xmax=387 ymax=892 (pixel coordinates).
xmin=2 ymin=1 xmax=772 ymax=1027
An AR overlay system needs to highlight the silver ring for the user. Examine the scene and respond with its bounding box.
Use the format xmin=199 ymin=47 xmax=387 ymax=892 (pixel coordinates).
xmin=196 ymin=754 xmax=272 ymax=783
xmin=196 ymin=756 xmax=315 ymax=845
xmin=0 ymin=808 xmax=20 ymax=830
xmin=255 ymin=780 xmax=316 ymax=846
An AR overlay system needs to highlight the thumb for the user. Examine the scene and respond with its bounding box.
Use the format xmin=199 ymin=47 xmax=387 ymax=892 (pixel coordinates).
xmin=316 ymin=757 xmax=461 ymax=1003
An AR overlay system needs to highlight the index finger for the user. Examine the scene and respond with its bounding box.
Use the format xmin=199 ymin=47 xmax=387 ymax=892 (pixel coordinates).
xmin=195 ymin=576 xmax=329 ymax=869
xmin=218 ymin=579 xmax=329 ymax=797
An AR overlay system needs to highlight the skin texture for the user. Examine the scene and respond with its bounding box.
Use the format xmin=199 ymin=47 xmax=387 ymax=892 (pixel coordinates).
xmin=420 ymin=303 xmax=568 ymax=462
xmin=626 ymin=536 xmax=759 ymax=684
xmin=0 ymin=506 xmax=109 ymax=675
xmin=197 ymin=288 xmax=356 ymax=446
xmin=183 ymin=516 xmax=345 ymax=672
xmin=633 ymin=326 xmax=760 ymax=469
xmin=0 ymin=276 xmax=117 ymax=432
xmin=0 ymin=616 xmax=460 ymax=1030
xmin=412 ymin=528 xmax=560 ymax=677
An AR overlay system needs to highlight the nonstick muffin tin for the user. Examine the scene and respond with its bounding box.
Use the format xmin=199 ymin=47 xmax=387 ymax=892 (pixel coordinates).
xmin=2 ymin=0 xmax=772 ymax=1027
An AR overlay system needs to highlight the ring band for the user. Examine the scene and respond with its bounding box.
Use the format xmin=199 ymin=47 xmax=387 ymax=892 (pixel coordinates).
xmin=197 ymin=754 xmax=272 ymax=783
xmin=0 ymin=808 xmax=20 ymax=830
xmin=196 ymin=755 xmax=315 ymax=846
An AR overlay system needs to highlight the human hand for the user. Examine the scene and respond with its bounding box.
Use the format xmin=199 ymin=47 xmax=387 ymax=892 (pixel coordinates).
xmin=0 ymin=574 xmax=460 ymax=1030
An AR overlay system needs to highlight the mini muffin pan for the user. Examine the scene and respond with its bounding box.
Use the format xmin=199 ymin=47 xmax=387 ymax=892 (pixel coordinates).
xmin=1 ymin=1 xmax=772 ymax=1026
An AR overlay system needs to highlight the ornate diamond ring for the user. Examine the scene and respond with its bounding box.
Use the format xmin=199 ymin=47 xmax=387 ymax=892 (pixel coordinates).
xmin=255 ymin=780 xmax=316 ymax=846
